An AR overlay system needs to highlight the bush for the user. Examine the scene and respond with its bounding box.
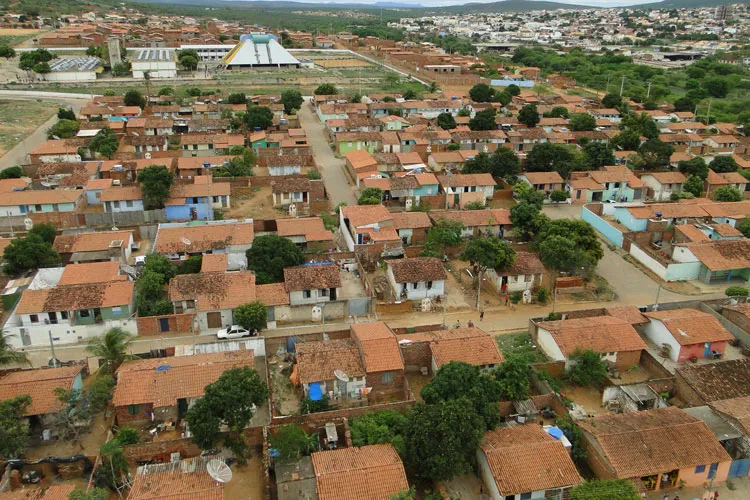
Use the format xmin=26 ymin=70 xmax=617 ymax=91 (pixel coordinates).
xmin=510 ymin=291 xmax=522 ymax=304
xmin=536 ymin=287 xmax=549 ymax=305
xmin=726 ymin=286 xmax=750 ymax=297
xmin=568 ymin=349 xmax=608 ymax=387
xmin=300 ymin=397 xmax=330 ymax=415
xmin=114 ymin=427 xmax=140 ymax=446
xmin=549 ymin=190 xmax=569 ymax=203
xmin=464 ymin=201 xmax=484 ymax=210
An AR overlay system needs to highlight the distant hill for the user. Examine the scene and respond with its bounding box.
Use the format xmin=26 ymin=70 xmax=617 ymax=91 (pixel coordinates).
xmin=433 ymin=0 xmax=587 ymax=13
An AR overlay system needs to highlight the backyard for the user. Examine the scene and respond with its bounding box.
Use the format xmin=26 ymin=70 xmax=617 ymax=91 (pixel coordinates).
xmin=0 ymin=99 xmax=59 ymax=157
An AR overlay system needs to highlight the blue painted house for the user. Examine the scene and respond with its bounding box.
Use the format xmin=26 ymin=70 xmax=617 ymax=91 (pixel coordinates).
xmin=165 ymin=176 xmax=231 ymax=221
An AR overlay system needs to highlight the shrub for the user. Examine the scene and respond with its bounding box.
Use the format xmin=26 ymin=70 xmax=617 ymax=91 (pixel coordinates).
xmin=726 ymin=286 xmax=750 ymax=297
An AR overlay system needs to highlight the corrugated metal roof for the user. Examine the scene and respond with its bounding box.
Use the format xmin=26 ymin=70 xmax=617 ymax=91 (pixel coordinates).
xmin=49 ymin=56 xmax=102 ymax=72
xmin=133 ymin=48 xmax=174 ymax=62
xmin=223 ymin=38 xmax=299 ymax=66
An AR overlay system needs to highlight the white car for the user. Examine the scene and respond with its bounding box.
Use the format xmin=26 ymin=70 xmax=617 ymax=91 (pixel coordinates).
xmin=216 ymin=325 xmax=253 ymax=339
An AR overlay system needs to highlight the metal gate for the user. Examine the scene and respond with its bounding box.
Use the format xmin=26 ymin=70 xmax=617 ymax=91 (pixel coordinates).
xmin=729 ymin=459 xmax=750 ymax=478
xmin=206 ymin=312 xmax=222 ymax=329
xmin=347 ymin=298 xmax=370 ymax=317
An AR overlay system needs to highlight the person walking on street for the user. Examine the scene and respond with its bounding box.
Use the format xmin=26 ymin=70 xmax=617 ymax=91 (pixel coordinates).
xmin=480 ymin=310 xmax=485 ymax=321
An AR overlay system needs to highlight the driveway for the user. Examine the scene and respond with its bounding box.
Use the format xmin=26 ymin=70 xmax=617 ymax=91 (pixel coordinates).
xmin=542 ymin=203 xmax=725 ymax=305
xmin=297 ymin=100 xmax=357 ymax=206
xmin=0 ymin=91 xmax=89 ymax=170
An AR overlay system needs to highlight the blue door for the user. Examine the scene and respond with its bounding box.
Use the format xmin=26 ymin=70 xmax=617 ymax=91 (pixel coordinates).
xmin=708 ymin=462 xmax=719 ymax=479
xmin=704 ymin=342 xmax=712 ymax=358
xmin=159 ymin=317 xmax=170 ymax=333
xmin=729 ymin=459 xmax=750 ymax=478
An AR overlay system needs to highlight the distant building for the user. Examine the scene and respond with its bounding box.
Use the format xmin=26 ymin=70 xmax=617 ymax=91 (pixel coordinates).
xmin=130 ymin=48 xmax=177 ymax=79
xmin=222 ymin=34 xmax=300 ymax=69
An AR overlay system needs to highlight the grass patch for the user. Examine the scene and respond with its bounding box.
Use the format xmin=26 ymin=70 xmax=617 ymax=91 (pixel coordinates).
xmin=495 ymin=332 xmax=547 ymax=363
xmin=0 ymin=99 xmax=59 ymax=156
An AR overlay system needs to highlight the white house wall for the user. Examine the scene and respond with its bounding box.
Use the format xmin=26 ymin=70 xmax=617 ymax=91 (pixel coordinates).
xmin=537 ymin=327 xmax=566 ymax=363
xmin=642 ymin=319 xmax=681 ymax=362
xmin=3 ymin=317 xmax=137 ymax=349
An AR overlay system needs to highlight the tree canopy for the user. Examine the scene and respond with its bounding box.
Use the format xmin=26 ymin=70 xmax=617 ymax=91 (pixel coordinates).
xmin=246 ymin=234 xmax=305 ymax=284
xmin=436 ymin=112 xmax=457 ymax=130
xmin=677 ymin=157 xmax=709 ymax=179
xmin=422 ymin=218 xmax=464 ymax=258
xmin=468 ymin=83 xmax=495 ymax=103
xmin=47 ymin=119 xmax=79 ymax=139
xmin=682 ymin=175 xmax=704 ymax=198
xmin=494 ymin=356 xmax=531 ymax=401
xmin=234 ymin=302 xmax=267 ymax=332
xmin=518 ymin=104 xmax=540 ymax=128
xmin=358 ymin=187 xmax=383 ymax=205
xmin=314 ymin=83 xmax=338 ymax=95
xmin=86 ymin=328 xmax=137 ymax=374
xmin=350 ymin=410 xmax=407 ymax=455
xmin=462 ymin=147 xmax=519 ymax=180
xmin=569 ymin=113 xmax=596 ymax=132
xmin=123 ymin=90 xmax=146 ymax=108
xmin=570 ymin=479 xmax=641 ymax=500
xmin=280 ymin=90 xmax=304 ymax=114
xmin=90 ymin=127 xmax=120 ymax=159
xmin=3 ymin=234 xmax=61 ymax=276
xmin=712 ymin=185 xmax=743 ymax=202
xmin=568 ymin=349 xmax=608 ymax=387
xmin=710 ymin=156 xmax=738 ymax=173
xmin=244 ymin=105 xmax=274 ymax=130
xmin=270 ymin=425 xmax=319 ymax=460
xmin=0 ymin=395 xmax=31 ymax=458
xmin=468 ymin=109 xmax=497 ymax=131
xmin=461 ymin=236 xmax=515 ymax=275
xmin=137 ymin=165 xmax=173 ymax=209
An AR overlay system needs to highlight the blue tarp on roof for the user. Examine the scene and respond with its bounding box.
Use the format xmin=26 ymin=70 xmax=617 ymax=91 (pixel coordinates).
xmin=309 ymin=382 xmax=323 ymax=401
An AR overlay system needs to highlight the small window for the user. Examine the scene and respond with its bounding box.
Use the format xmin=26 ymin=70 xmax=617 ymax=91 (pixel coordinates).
xmin=186 ymin=300 xmax=195 ymax=309
xmin=524 ymin=275 xmax=533 ymax=283
xmin=80 ymin=309 xmax=91 ymax=318
xmin=427 ymin=281 xmax=433 ymax=290
xmin=695 ymin=465 xmax=706 ymax=474
xmin=303 ymin=290 xmax=312 ymax=299
xmin=520 ymin=493 xmax=532 ymax=500
xmin=113 ymin=201 xmax=120 ymax=209
xmin=381 ymin=372 xmax=393 ymax=384
xmin=127 ymin=404 xmax=140 ymax=415
xmin=320 ymin=289 xmax=329 ymax=297
xmin=111 ymin=306 xmax=122 ymax=315
xmin=126 ymin=200 xmax=133 ymax=208
xmin=30 ymin=314 xmax=39 ymax=323
xmin=61 ymin=311 xmax=68 ymax=320
xmin=412 ymin=282 xmax=419 ymax=290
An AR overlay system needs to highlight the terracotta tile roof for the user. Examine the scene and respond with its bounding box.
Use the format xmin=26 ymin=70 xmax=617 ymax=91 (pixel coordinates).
xmin=271 ymin=177 xmax=312 ymax=194
xmin=494 ymin=251 xmax=543 ymax=276
xmin=169 ymin=271 xmax=256 ymax=312
xmin=113 ymin=352 xmax=254 ymax=408
xmin=391 ymin=212 xmax=431 ymax=230
xmin=312 ymin=444 xmax=409 ymax=500
xmin=437 ymin=173 xmax=496 ymax=188
xmin=284 ymin=264 xmax=342 ymax=292
xmin=53 ymin=230 xmax=133 ymax=254
xmin=685 ymin=240 xmax=750 ymax=272
xmin=429 ymin=151 xmax=464 ymax=164
xmin=296 ymin=338 xmax=365 ymax=384
xmin=0 ymin=366 xmax=82 ymax=416
xmin=388 ymin=257 xmax=446 ymax=283
xmin=359 ymin=225 xmax=400 ymax=243
xmin=57 ymin=261 xmax=122 ymax=285
xmin=128 ymin=456 xmax=225 ymax=500
xmin=351 ymin=322 xmax=404 ymax=373
xmin=536 ymin=316 xmax=647 ymax=357
xmin=84 ymin=178 xmax=113 ymax=191
xmin=156 ymin=222 xmax=254 ymax=254
xmin=0 ymin=178 xmax=30 ymax=193
xmin=699 ymin=201 xmax=750 ymax=219
xmin=100 ymin=185 xmax=143 ymax=202
xmin=341 ymin=205 xmax=392 ymax=228
xmin=641 ymin=171 xmax=686 ymax=184
xmin=255 ymin=283 xmax=290 ymax=306
xmin=605 ymin=306 xmax=649 ymax=325
xmin=710 ymin=223 xmax=743 ymax=238
xmin=200 ymin=253 xmax=228 ymax=273
xmin=0 ymin=238 xmax=12 ymax=256
xmin=722 ymin=302 xmax=750 ymax=321
xmin=428 ymin=209 xmax=511 ymax=227
xmin=0 ymin=189 xmax=83 ymax=207
xmin=677 ymin=359 xmax=750 ymax=403
xmin=166 ymin=179 xmax=230 ymax=204
xmin=710 ymin=396 xmax=750 ymax=435
xmin=99 ymin=159 xmax=173 ymax=172
xmin=16 ymin=281 xmax=134 ymax=314
xmin=424 ymin=327 xmax=504 ymax=368
xmin=569 ymin=176 xmax=604 ymax=190
xmin=0 ymin=485 xmax=76 ymax=500
xmin=276 ymin=217 xmax=334 ymax=242
xmin=626 ymin=203 xmax=708 ymax=220
xmin=675 ymin=224 xmax=711 ymax=243
xmin=644 ymin=308 xmax=733 ymax=345
xmin=520 ymin=172 xmax=564 ymax=185
xmin=577 ymin=406 xmax=731 ymax=478
xmin=481 ymin=425 xmax=582 ymax=496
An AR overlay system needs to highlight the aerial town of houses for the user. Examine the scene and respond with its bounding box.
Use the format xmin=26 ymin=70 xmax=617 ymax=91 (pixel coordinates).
xmin=0 ymin=0 xmax=748 ymax=499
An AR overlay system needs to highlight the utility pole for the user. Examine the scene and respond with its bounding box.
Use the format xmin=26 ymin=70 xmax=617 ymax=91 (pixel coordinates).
xmin=706 ymin=98 xmax=712 ymax=123
xmin=646 ymin=81 xmax=652 ymax=99
xmin=619 ymin=75 xmax=626 ymax=97
xmin=605 ymin=73 xmax=611 ymax=94
xmin=49 ymin=331 xmax=58 ymax=368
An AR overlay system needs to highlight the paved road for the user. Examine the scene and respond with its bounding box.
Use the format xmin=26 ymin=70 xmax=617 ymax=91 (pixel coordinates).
xmin=0 ymin=91 xmax=89 ymax=170
xmin=543 ymin=203 xmax=725 ymax=305
xmin=297 ymin=100 xmax=357 ymax=206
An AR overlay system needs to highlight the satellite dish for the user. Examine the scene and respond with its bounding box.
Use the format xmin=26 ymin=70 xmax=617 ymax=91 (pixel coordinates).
xmin=180 ymin=237 xmax=191 ymax=246
xmin=334 ymin=370 xmax=349 ymax=382
xmin=207 ymin=459 xmax=232 ymax=483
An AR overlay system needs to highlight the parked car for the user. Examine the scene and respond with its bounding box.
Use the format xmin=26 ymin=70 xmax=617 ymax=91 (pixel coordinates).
xmin=216 ymin=325 xmax=255 ymax=339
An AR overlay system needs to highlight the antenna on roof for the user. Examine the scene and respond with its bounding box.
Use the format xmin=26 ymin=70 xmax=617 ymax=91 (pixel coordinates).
xmin=207 ymin=459 xmax=233 ymax=483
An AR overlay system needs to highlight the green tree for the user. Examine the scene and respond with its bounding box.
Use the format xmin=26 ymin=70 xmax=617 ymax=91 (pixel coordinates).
xmin=89 ymin=127 xmax=120 ymax=159
xmin=726 ymin=286 xmax=749 ymax=297
xmin=457 ymin=108 xmax=471 ymax=117
xmin=513 ymin=182 xmax=546 ymax=208
xmin=673 ymin=96 xmax=694 ymax=112
xmin=404 ymin=400 xmax=485 ymax=481
xmin=226 ymin=92 xmax=247 ymax=105
xmin=536 ymin=219 xmax=603 ymax=266
xmin=270 ymin=425 xmax=318 ymax=460
xmin=402 ymin=89 xmax=417 ymax=100
xmin=710 ymin=156 xmax=738 ymax=173
xmin=95 ymin=441 xmax=128 ymax=490
xmin=314 ymin=83 xmax=338 ymax=95
xmin=123 ymin=90 xmax=145 ymax=108
xmin=505 ymin=84 xmax=521 ymax=97
xmin=545 ymin=106 xmax=569 ymax=118
xmin=601 ymin=93 xmax=622 ymax=109
xmin=638 ymin=139 xmax=674 ymax=170
xmin=422 ymin=361 xmax=502 ymax=431
xmin=187 ymin=367 xmax=268 ymax=450
xmin=0 ymin=166 xmax=23 ymax=179
xmin=114 ymin=426 xmax=140 ymax=446
xmin=525 ymin=143 xmax=576 ymax=178
xmin=28 ymin=222 xmax=57 ymax=244
xmin=86 ymin=45 xmax=103 ymax=57
xmin=144 ymin=253 xmax=177 ymax=282
xmin=86 ymin=328 xmax=137 ymax=374
xmin=678 ymin=157 xmax=709 ymax=179
xmin=0 ymin=334 xmax=28 ymax=367
xmin=510 ymin=201 xmax=545 ymax=239
xmin=610 ymin=129 xmax=641 ymax=151
xmin=517 ymin=104 xmax=540 ymax=128
xmin=186 ymin=87 xmax=202 ymax=97
xmin=32 ymin=61 xmax=51 ymax=76
xmin=568 ymin=349 xmax=608 ymax=387
xmin=461 ymin=236 xmax=515 ymax=307
xmin=549 ymin=189 xmax=570 ymax=203
xmin=215 ymin=156 xmax=254 ymax=177
xmin=493 ymin=356 xmax=531 ymax=401
xmin=462 ymin=147 xmax=519 ymax=180
xmin=48 ymin=119 xmax=79 ymax=139
xmin=137 ymin=165 xmax=173 ymax=209
xmin=0 ymin=395 xmax=31 ymax=458
xmin=158 ymin=86 xmax=174 ymax=96
xmin=582 ymin=142 xmax=615 ymax=169
xmin=570 ymin=479 xmax=640 ymax=500
xmin=358 ymin=187 xmax=383 ymax=205
xmin=712 ymin=186 xmax=742 ymax=202
xmin=3 ymin=234 xmax=60 ymax=275
xmin=176 ymin=255 xmax=202 ymax=275
xmin=569 ymin=113 xmax=596 ymax=131
xmin=538 ymin=235 xmax=591 ymax=273
xmin=469 ymin=83 xmax=495 ymax=103
xmin=422 ymin=218 xmax=464 ymax=258
xmin=110 ymin=62 xmax=130 ymax=77
xmin=494 ymin=91 xmax=511 ymax=106
xmin=280 ymin=90 xmax=303 ymax=114
xmin=682 ymin=175 xmax=704 ymax=198
xmin=623 ymin=112 xmax=659 ymax=140
xmin=234 ymin=301 xmax=267 ymax=332
xmin=350 ymin=410 xmax=407 ymax=455
xmin=57 ymin=108 xmax=76 ymax=120
xmin=179 ymin=55 xmax=198 ymax=71
xmin=436 ymin=112 xmax=457 ymax=130
xmin=469 ymin=109 xmax=497 ymax=131
xmin=737 ymin=218 xmax=750 ymax=238
xmin=246 ymin=234 xmax=304 ymax=284
xmin=0 ymin=45 xmax=15 ymax=59
xmin=703 ymin=77 xmax=729 ymax=98
xmin=69 ymin=487 xmax=110 ymax=500
xmin=244 ymin=105 xmax=274 ymax=130
xmin=50 ymin=375 xmax=114 ymax=441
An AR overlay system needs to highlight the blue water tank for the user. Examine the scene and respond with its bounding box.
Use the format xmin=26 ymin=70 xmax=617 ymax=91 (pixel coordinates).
xmin=309 ymin=382 xmax=323 ymax=401
xmin=547 ymin=426 xmax=564 ymax=440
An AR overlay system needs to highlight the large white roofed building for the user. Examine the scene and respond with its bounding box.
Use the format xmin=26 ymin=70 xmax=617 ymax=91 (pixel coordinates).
xmin=130 ymin=48 xmax=177 ymax=79
xmin=222 ymin=34 xmax=300 ymax=69
xmin=44 ymin=57 xmax=103 ymax=82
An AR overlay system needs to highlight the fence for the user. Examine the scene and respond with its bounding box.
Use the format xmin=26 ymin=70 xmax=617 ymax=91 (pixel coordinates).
xmin=82 ymin=209 xmax=168 ymax=227
xmin=136 ymin=313 xmax=195 ymax=336
xmin=582 ymin=205 xmax=623 ymax=247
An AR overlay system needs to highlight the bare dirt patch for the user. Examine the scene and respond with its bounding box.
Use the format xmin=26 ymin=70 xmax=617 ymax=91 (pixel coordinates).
xmin=0 ymin=99 xmax=58 ymax=157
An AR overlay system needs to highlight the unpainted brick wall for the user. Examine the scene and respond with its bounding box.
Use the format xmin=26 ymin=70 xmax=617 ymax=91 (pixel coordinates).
xmin=122 ymin=438 xmax=201 ymax=464
xmin=136 ymin=313 xmax=194 ymax=335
